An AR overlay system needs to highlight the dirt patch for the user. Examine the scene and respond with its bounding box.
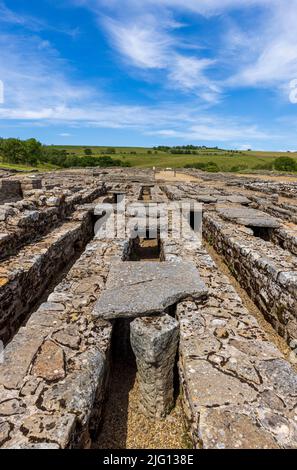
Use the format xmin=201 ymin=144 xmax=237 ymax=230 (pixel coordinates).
xmin=155 ymin=171 xmax=202 ymax=183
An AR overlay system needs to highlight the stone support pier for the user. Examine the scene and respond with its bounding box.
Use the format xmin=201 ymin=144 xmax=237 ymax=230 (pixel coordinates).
xmin=130 ymin=314 xmax=179 ymax=419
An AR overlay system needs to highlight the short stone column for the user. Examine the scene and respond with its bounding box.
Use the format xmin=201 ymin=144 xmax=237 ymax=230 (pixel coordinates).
xmin=130 ymin=314 xmax=179 ymax=419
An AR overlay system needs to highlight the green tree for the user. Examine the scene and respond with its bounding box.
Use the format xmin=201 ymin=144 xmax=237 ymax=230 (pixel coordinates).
xmin=24 ymin=138 xmax=42 ymax=165
xmin=0 ymin=138 xmax=26 ymax=163
xmin=274 ymin=157 xmax=297 ymax=172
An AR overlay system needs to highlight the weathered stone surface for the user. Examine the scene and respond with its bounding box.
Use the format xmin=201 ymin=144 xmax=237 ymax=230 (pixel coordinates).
xmin=4 ymin=440 xmax=60 ymax=449
xmin=52 ymin=328 xmax=81 ymax=350
xmin=31 ymin=340 xmax=66 ymax=382
xmin=0 ymin=421 xmax=12 ymax=445
xmin=1 ymin=170 xmax=297 ymax=450
xmin=202 ymin=211 xmax=297 ymax=345
xmin=217 ymin=206 xmax=280 ymax=228
xmin=131 ymin=314 xmax=179 ymax=418
xmin=93 ymin=261 xmax=207 ymax=319
xmin=196 ymin=195 xmax=218 ymax=203
xmin=0 ymin=399 xmax=25 ymax=416
xmin=199 ymin=408 xmax=279 ymax=449
xmin=40 ymin=349 xmax=106 ymax=427
xmin=257 ymin=359 xmax=297 ymax=398
xmin=0 ymin=326 xmax=46 ymax=389
xmin=20 ymin=413 xmax=76 ymax=448
xmin=221 ymin=195 xmax=251 ymax=205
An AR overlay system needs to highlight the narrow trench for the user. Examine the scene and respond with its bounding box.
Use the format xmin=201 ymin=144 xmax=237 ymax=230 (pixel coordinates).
xmin=250 ymin=225 xmax=272 ymax=241
xmin=24 ymin=240 xmax=89 ymax=325
xmin=139 ymin=186 xmax=152 ymax=201
xmin=93 ymin=233 xmax=190 ymax=449
xmin=93 ymin=317 xmax=189 ymax=449
xmin=249 ymin=225 xmax=295 ymax=256
xmin=128 ymin=235 xmax=162 ymax=262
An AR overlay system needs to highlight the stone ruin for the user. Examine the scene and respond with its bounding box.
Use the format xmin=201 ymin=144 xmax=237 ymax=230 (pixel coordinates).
xmin=0 ymin=167 xmax=297 ymax=448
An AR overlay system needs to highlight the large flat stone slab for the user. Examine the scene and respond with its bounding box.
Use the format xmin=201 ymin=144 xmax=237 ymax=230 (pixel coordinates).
xmin=217 ymin=207 xmax=280 ymax=228
xmin=93 ymin=261 xmax=207 ymax=319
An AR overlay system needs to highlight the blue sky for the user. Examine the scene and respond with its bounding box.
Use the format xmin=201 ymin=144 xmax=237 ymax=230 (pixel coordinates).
xmin=0 ymin=0 xmax=297 ymax=150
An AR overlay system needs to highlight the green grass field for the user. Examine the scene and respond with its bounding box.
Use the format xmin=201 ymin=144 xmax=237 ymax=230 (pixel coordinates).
xmin=2 ymin=145 xmax=297 ymax=173
xmin=0 ymin=161 xmax=58 ymax=172
xmin=51 ymin=145 xmax=297 ymax=172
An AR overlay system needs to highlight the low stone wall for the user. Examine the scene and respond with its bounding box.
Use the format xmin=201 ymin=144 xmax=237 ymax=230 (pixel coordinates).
xmin=250 ymin=195 xmax=297 ymax=225
xmin=0 ymin=184 xmax=106 ymax=259
xmin=202 ymin=212 xmax=297 ymax=346
xmin=270 ymin=227 xmax=297 ymax=256
xmin=162 ymin=221 xmax=297 ymax=449
xmin=0 ymin=211 xmax=93 ymax=344
xmin=0 ymin=235 xmax=127 ymax=448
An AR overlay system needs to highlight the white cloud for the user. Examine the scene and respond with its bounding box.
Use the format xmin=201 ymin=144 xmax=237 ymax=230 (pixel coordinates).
xmin=81 ymin=0 xmax=297 ymax=101
xmin=0 ymin=0 xmax=293 ymax=150
xmin=226 ymin=1 xmax=297 ymax=90
xmin=236 ymin=144 xmax=252 ymax=151
xmin=100 ymin=9 xmax=219 ymax=101
xmin=149 ymin=118 xmax=270 ymax=142
xmin=0 ymin=33 xmax=95 ymax=111
xmin=103 ymin=17 xmax=173 ymax=69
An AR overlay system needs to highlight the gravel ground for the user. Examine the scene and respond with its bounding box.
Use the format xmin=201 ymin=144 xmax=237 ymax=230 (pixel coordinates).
xmin=94 ymin=357 xmax=190 ymax=449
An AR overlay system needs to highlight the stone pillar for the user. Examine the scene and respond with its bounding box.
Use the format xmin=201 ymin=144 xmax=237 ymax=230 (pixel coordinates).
xmin=130 ymin=314 xmax=179 ymax=419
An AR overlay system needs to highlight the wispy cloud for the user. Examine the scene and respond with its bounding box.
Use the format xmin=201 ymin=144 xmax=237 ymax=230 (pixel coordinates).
xmin=0 ymin=0 xmax=80 ymax=37
xmin=103 ymin=16 xmax=173 ymax=69
xmin=148 ymin=115 xmax=271 ymax=142
xmin=0 ymin=0 xmax=295 ymax=150
xmin=0 ymin=33 xmax=94 ymax=111
xmin=220 ymin=1 xmax=297 ymax=94
xmin=94 ymin=3 xmax=221 ymax=102
xmin=79 ymin=0 xmax=297 ymax=102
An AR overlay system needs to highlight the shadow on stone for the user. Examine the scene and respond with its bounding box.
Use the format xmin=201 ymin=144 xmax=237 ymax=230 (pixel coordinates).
xmin=94 ymin=319 xmax=136 ymax=449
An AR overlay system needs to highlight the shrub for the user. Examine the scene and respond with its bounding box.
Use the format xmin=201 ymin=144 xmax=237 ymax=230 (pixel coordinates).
xmin=273 ymin=157 xmax=297 ymax=172
xmin=229 ymin=165 xmax=248 ymax=173
xmin=253 ymin=161 xmax=274 ymax=171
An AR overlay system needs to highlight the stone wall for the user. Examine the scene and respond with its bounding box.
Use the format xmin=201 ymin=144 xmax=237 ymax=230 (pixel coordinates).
xmin=0 ymin=210 xmax=93 ymax=344
xmin=0 ymin=181 xmax=139 ymax=449
xmin=0 ymin=184 xmax=106 ymax=259
xmin=0 ymin=235 xmax=127 ymax=448
xmin=162 ymin=216 xmax=297 ymax=449
xmin=202 ymin=212 xmax=297 ymax=346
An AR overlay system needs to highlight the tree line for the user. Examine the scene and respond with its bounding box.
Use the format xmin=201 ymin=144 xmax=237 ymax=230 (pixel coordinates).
xmin=0 ymin=138 xmax=130 ymax=168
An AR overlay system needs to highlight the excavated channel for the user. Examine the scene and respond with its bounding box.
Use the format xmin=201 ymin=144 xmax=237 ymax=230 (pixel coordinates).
xmin=93 ymin=233 xmax=190 ymax=449
xmin=93 ymin=317 xmax=189 ymax=449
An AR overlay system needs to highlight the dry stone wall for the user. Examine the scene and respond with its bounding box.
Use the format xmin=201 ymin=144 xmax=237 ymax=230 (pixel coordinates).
xmin=202 ymin=211 xmax=297 ymax=345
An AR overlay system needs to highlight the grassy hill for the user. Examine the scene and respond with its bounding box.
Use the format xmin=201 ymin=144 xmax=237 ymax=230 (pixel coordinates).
xmin=2 ymin=144 xmax=297 ymax=173
xmin=50 ymin=145 xmax=297 ymax=172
